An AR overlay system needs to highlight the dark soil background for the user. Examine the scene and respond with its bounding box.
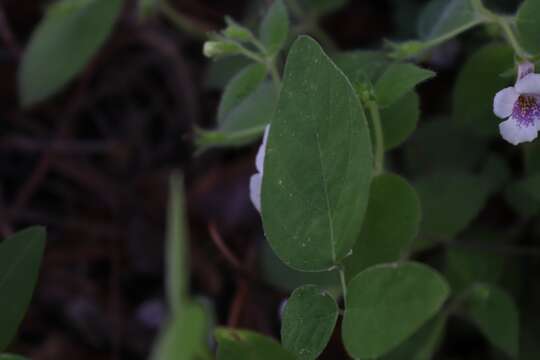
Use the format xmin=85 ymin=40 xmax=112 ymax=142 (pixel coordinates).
xmin=0 ymin=0 xmax=526 ymax=359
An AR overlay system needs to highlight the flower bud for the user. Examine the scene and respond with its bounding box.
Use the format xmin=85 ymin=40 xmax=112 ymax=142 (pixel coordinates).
xmin=203 ymin=41 xmax=240 ymax=58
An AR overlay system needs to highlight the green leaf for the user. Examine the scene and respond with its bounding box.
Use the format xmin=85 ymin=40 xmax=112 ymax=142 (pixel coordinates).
xmin=517 ymin=0 xmax=540 ymax=55
xmin=445 ymin=246 xmax=505 ymax=294
xmin=218 ymin=64 xmax=268 ymax=122
xmin=334 ymin=50 xmax=389 ymax=85
xmin=453 ymin=44 xmax=514 ymax=137
xmin=403 ymin=118 xmax=489 ymax=175
xmin=464 ymin=284 xmax=519 ymax=358
xmin=138 ymin=0 xmax=159 ymax=19
xmin=196 ymin=82 xmax=276 ymax=150
xmin=0 ymin=227 xmax=46 ymax=351
xmin=281 ymin=285 xmax=339 ymax=360
xmin=382 ymin=313 xmax=446 ymax=360
xmin=18 ymin=0 xmax=123 ymax=107
xmin=418 ymin=0 xmax=483 ymax=41
xmin=345 ymin=174 xmax=421 ymax=279
xmin=415 ymin=171 xmax=492 ymax=241
xmin=260 ymin=0 xmax=289 ymax=56
xmin=261 ymin=36 xmax=372 ymax=271
xmin=216 ymin=328 xmax=296 ymax=360
xmin=260 ymin=242 xmax=339 ymax=292
xmin=204 ymin=56 xmax=252 ymax=89
xmin=342 ymin=262 xmax=450 ymax=359
xmin=166 ymin=173 xmax=187 ymax=315
xmin=150 ymin=302 xmax=210 ymax=360
xmin=375 ymin=63 xmax=435 ymax=108
xmin=380 ymin=91 xmax=420 ymax=150
xmin=299 ymin=0 xmax=348 ymax=16
xmin=0 ymin=355 xmax=28 ymax=360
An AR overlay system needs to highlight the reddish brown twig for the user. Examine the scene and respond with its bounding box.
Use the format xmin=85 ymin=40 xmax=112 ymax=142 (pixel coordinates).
xmin=208 ymin=222 xmax=242 ymax=269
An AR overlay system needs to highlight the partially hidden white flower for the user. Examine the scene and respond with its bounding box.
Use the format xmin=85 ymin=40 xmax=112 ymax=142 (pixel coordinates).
xmin=494 ymin=61 xmax=540 ymax=145
xmin=249 ymin=125 xmax=270 ymax=212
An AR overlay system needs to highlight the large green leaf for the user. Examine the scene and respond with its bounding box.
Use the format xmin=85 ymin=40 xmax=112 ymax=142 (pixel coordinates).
xmin=0 ymin=227 xmax=46 ymax=351
xmin=216 ymin=328 xmax=296 ymax=360
xmin=260 ymin=0 xmax=289 ymax=55
xmin=150 ymin=302 xmax=210 ymax=360
xmin=453 ymin=44 xmax=514 ymax=137
xmin=218 ymin=64 xmax=268 ymax=122
xmin=345 ymin=173 xmax=421 ymax=279
xmin=375 ymin=63 xmax=435 ymax=108
xmin=380 ymin=91 xmax=420 ymax=150
xmin=517 ymin=0 xmax=540 ymax=55
xmin=342 ymin=262 xmax=450 ymax=359
xmin=18 ymin=0 xmax=123 ymax=107
xmin=418 ymin=0 xmax=482 ymax=41
xmin=261 ymin=36 xmax=372 ymax=271
xmin=281 ymin=285 xmax=339 ymax=360
xmin=464 ymin=284 xmax=519 ymax=358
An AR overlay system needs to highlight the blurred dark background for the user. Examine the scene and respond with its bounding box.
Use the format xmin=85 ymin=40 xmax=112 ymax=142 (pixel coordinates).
xmin=0 ymin=0 xmax=527 ymax=359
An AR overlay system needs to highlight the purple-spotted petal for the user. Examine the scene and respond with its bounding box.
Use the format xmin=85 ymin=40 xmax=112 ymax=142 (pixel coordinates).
xmin=499 ymin=117 xmax=538 ymax=145
xmin=493 ymin=87 xmax=519 ymax=118
xmin=515 ymin=73 xmax=540 ymax=95
xmin=249 ymin=173 xmax=262 ymax=212
xmin=255 ymin=125 xmax=270 ymax=172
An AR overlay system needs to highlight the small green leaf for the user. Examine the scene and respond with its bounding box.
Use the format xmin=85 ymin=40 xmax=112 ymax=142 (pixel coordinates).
xmin=415 ymin=171 xmax=492 ymax=241
xmin=216 ymin=328 xmax=296 ymax=360
xmin=334 ymin=50 xmax=389 ymax=85
xmin=453 ymin=44 xmax=514 ymax=137
xmin=345 ymin=173 xmax=421 ymax=279
xmin=281 ymin=285 xmax=339 ymax=360
xmin=261 ymin=36 xmax=372 ymax=271
xmin=218 ymin=64 xmax=268 ymax=121
xmin=382 ymin=313 xmax=446 ymax=360
xmin=342 ymin=262 xmax=450 ymax=359
xmin=465 ymin=284 xmax=519 ymax=358
xmin=204 ymin=56 xmax=251 ymax=89
xmin=299 ymin=0 xmax=348 ymax=15
xmin=418 ymin=0 xmax=483 ymax=41
xmin=517 ymin=0 xmax=540 ymax=55
xmin=380 ymin=91 xmax=420 ymax=150
xmin=166 ymin=173 xmax=187 ymax=315
xmin=0 ymin=227 xmax=46 ymax=351
xmin=150 ymin=302 xmax=210 ymax=360
xmin=260 ymin=0 xmax=289 ymax=55
xmin=196 ymin=82 xmax=276 ymax=150
xmin=18 ymin=0 xmax=123 ymax=107
xmin=375 ymin=63 xmax=435 ymax=108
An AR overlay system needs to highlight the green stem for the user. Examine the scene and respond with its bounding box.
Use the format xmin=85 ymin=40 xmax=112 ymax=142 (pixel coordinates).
xmin=159 ymin=1 xmax=208 ymax=40
xmin=339 ymin=267 xmax=348 ymax=308
xmin=497 ymin=17 xmax=530 ymax=60
xmin=367 ymin=100 xmax=384 ymax=175
xmin=267 ymin=59 xmax=282 ymax=93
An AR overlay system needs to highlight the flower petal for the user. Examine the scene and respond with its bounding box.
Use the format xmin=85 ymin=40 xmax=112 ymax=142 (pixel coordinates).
xmin=493 ymin=87 xmax=519 ymax=118
xmin=499 ymin=117 xmax=538 ymax=145
xmin=249 ymin=174 xmax=262 ymax=212
xmin=518 ymin=61 xmax=535 ymax=80
xmin=255 ymin=125 xmax=270 ymax=172
xmin=515 ymin=73 xmax=540 ymax=95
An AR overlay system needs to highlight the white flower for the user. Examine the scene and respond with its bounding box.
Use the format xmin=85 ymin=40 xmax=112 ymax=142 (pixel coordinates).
xmin=249 ymin=125 xmax=270 ymax=212
xmin=494 ymin=61 xmax=540 ymax=145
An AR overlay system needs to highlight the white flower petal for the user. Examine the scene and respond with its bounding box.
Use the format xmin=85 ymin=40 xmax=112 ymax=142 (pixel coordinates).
xmin=493 ymin=87 xmax=519 ymax=118
xmin=255 ymin=125 xmax=270 ymax=172
xmin=515 ymin=73 xmax=540 ymax=95
xmin=249 ymin=174 xmax=262 ymax=212
xmin=499 ymin=117 xmax=538 ymax=145
xmin=536 ymin=118 xmax=540 ymax=131
xmin=518 ymin=61 xmax=535 ymax=80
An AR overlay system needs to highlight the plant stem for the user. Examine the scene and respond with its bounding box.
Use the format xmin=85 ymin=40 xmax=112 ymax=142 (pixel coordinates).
xmin=267 ymin=59 xmax=282 ymax=93
xmin=339 ymin=267 xmax=348 ymax=308
xmin=159 ymin=0 xmax=208 ymax=40
xmin=367 ymin=100 xmax=384 ymax=175
xmin=497 ymin=16 xmax=530 ymax=60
